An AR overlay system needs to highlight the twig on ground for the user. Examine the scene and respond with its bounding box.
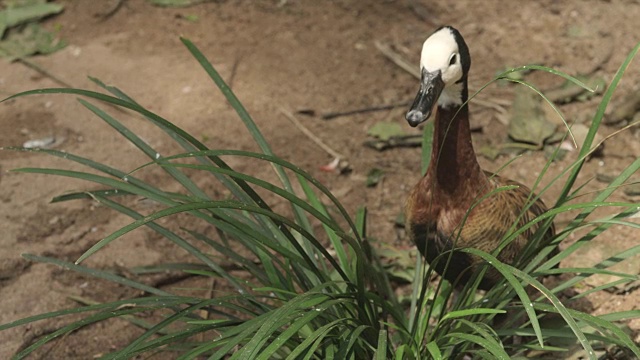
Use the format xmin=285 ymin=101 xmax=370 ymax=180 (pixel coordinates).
xmin=279 ymin=106 xmax=346 ymax=161
xmin=13 ymin=326 xmax=58 ymax=357
xmin=227 ymin=54 xmax=243 ymax=90
xmin=17 ymin=58 xmax=73 ymax=88
xmin=586 ymin=38 xmax=614 ymax=75
xmin=374 ymin=40 xmax=420 ymax=79
xmin=199 ymin=278 xmax=217 ymax=341
xmin=149 ymin=272 xmax=197 ymax=289
xmin=39 ymin=331 xmax=72 ymax=360
xmin=321 ymin=101 xmax=410 ymax=120
xmin=97 ymin=0 xmax=127 ymax=21
xmin=408 ymin=0 xmax=438 ymax=25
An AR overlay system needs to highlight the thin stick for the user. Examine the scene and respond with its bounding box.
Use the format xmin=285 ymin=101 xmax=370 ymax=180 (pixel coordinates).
xmin=374 ymin=40 xmax=420 ymax=79
xmin=322 ymin=101 xmax=410 ymax=120
xmin=279 ymin=106 xmax=345 ymax=160
xmin=408 ymin=0 xmax=438 ymax=25
xmin=199 ymin=278 xmax=217 ymax=342
xmin=98 ymin=0 xmax=127 ymax=21
xmin=224 ymin=55 xmax=243 ymax=110
xmin=17 ymin=57 xmax=73 ymax=88
xmin=227 ymin=54 xmax=243 ymax=89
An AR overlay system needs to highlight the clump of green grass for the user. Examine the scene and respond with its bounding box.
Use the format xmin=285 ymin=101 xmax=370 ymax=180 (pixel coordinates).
xmin=1 ymin=38 xmax=639 ymax=359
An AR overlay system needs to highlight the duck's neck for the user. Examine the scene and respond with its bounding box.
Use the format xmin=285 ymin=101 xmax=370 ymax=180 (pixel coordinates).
xmin=426 ymin=83 xmax=487 ymax=196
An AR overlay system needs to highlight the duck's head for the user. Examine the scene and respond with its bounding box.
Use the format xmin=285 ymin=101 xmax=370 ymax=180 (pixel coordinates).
xmin=406 ymin=26 xmax=470 ymax=127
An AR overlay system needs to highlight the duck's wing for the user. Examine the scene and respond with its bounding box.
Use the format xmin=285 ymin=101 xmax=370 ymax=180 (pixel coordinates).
xmin=483 ymin=171 xmax=556 ymax=263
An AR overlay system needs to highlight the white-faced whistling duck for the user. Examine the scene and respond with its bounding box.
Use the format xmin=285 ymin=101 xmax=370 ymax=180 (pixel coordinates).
xmin=404 ymin=26 xmax=555 ymax=291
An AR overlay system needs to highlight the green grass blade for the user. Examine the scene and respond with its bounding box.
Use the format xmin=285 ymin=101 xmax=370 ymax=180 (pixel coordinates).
xmin=299 ymin=175 xmax=345 ymax=272
xmin=231 ymin=291 xmax=328 ymax=359
xmin=92 ymin=194 xmax=250 ymax=291
xmin=459 ymin=248 xmax=541 ymax=347
xmin=0 ymin=296 xmax=191 ymax=331
xmin=284 ymin=319 xmax=349 ymax=360
xmin=425 ymin=341 xmax=443 ymax=360
xmin=13 ymin=307 xmax=150 ymax=359
xmin=78 ymin=98 xmax=210 ymax=199
xmin=4 ymin=147 xmax=173 ymax=201
xmin=442 ymin=333 xmax=509 ymax=360
xmin=138 ymin=149 xmax=362 ymax=236
xmin=375 ymin=328 xmax=388 ymax=360
xmin=336 ymin=325 xmax=369 ymax=359
xmin=180 ymin=37 xmax=318 ymax=249
xmin=440 ymin=308 xmax=506 ymax=322
xmin=497 ymin=65 xmax=595 ymax=90
xmin=2 ymin=87 xmax=280 ymax=231
xmin=256 ymin=298 xmax=349 ymax=360
xmin=510 ymin=267 xmax=595 ymax=358
xmin=103 ymin=299 xmax=218 ymax=359
xmin=76 ymin=200 xmax=346 ymax=282
xmin=532 ymin=303 xmax=640 ymax=358
xmin=159 ymin=162 xmax=342 ymax=235
xmin=23 ymin=254 xmax=173 ymax=295
xmin=86 ymin=77 xmax=265 ymax=210
xmin=557 ymin=42 xmax=640 ymax=203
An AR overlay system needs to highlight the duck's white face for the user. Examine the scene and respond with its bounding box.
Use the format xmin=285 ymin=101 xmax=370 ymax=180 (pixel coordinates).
xmin=420 ymin=27 xmax=464 ymax=87
xmin=406 ymin=26 xmax=468 ymax=127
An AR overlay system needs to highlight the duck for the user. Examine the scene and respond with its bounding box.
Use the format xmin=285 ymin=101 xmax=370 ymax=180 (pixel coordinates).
xmin=404 ymin=26 xmax=555 ymax=291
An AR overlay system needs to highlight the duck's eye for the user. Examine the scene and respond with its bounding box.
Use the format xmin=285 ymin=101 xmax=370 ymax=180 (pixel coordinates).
xmin=449 ymin=54 xmax=457 ymax=66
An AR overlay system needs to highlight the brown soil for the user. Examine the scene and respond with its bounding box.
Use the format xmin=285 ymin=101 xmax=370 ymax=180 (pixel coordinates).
xmin=1 ymin=0 xmax=639 ymax=358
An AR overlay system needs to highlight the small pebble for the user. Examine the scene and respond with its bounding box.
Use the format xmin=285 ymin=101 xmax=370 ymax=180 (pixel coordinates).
xmin=23 ymin=136 xmax=56 ymax=149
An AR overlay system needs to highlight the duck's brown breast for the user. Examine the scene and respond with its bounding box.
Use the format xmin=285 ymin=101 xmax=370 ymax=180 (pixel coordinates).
xmin=406 ymin=171 xmax=554 ymax=290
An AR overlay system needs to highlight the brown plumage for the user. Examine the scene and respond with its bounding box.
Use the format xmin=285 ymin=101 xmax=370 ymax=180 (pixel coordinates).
xmin=404 ymin=26 xmax=555 ymax=290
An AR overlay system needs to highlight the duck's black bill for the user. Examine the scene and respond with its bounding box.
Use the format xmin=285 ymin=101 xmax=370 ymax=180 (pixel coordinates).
xmin=405 ymin=68 xmax=444 ymax=127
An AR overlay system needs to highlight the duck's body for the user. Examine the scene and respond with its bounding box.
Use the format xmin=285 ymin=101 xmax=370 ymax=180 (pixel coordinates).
xmin=405 ymin=26 xmax=554 ymax=290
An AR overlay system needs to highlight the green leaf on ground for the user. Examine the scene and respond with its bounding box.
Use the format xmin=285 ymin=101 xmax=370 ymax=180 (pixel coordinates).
xmin=366 ymin=168 xmax=384 ymax=187
xmin=0 ymin=1 xmax=63 ymax=38
xmin=368 ymin=121 xmax=405 ymax=141
xmin=0 ymin=23 xmax=65 ymax=60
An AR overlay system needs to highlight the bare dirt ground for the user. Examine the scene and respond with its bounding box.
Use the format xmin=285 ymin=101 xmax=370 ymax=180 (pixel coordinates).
xmin=1 ymin=0 xmax=640 ymax=358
